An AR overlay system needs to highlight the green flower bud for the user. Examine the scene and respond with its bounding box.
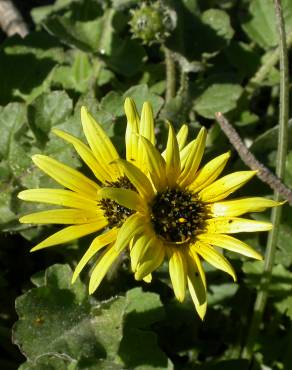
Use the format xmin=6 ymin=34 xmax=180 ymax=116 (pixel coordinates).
xmin=129 ymin=2 xmax=176 ymax=45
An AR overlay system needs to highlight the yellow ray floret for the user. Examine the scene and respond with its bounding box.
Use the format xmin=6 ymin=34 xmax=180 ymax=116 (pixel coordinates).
xmin=114 ymin=213 xmax=145 ymax=253
xmin=186 ymin=249 xmax=207 ymax=320
xmin=18 ymin=189 xmax=97 ymax=211
xmin=89 ymin=244 xmax=120 ymax=294
xmin=197 ymin=233 xmax=262 ymax=260
xmin=30 ymin=220 xmax=107 ymax=252
xmin=19 ymin=208 xmax=101 ymax=225
xmin=192 ymin=242 xmax=237 ymax=282
xmin=99 ymin=187 xmax=146 ymax=213
xmin=72 ymin=228 xmax=118 ymax=283
xmin=168 ymin=247 xmax=187 ymax=302
xmin=188 ymin=151 xmax=231 ymax=193
xmin=179 ymin=127 xmax=207 ymax=187
xmin=53 ymin=128 xmax=111 ymax=183
xmin=124 ymin=97 xmax=140 ymax=163
xmin=165 ymin=123 xmax=181 ymax=187
xmin=210 ymin=197 xmax=282 ymax=217
xmin=206 ymin=217 xmax=272 ymax=234
xmin=115 ymin=159 xmax=155 ymax=200
xmin=134 ymin=237 xmax=165 ymax=280
xmin=81 ymin=106 xmax=122 ymax=180
xmin=32 ymin=155 xmax=100 ymax=199
xmin=139 ymin=136 xmax=167 ymax=190
xmin=199 ymin=171 xmax=257 ymax=203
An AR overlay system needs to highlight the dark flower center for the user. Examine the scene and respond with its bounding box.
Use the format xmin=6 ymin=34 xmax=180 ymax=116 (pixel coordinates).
xmin=99 ymin=176 xmax=135 ymax=228
xmin=151 ymin=188 xmax=206 ymax=243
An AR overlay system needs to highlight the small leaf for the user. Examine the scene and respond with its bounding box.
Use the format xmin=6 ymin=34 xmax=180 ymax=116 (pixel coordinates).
xmin=193 ymin=75 xmax=243 ymax=119
xmin=241 ymin=0 xmax=292 ymax=49
xmin=27 ymin=91 xmax=72 ymax=145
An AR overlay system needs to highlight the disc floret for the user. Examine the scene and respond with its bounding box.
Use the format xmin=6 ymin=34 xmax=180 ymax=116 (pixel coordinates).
xmin=151 ymin=187 xmax=206 ymax=243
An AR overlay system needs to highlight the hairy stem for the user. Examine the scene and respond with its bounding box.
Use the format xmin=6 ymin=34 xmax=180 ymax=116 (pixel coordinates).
xmin=163 ymin=46 xmax=176 ymax=103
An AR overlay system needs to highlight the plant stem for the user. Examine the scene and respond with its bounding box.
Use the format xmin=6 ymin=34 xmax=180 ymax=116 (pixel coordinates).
xmin=163 ymin=46 xmax=176 ymax=103
xmin=242 ymin=0 xmax=289 ymax=360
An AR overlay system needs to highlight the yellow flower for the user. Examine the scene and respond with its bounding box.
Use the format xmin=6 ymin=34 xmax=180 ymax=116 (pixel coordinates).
xmin=98 ymin=98 xmax=281 ymax=319
xmin=18 ymin=98 xmax=280 ymax=319
xmin=18 ymin=104 xmax=154 ymax=291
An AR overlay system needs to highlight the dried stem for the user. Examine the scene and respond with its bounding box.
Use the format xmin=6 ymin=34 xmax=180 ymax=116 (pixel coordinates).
xmin=215 ymin=112 xmax=292 ymax=205
xmin=0 ymin=0 xmax=28 ymax=37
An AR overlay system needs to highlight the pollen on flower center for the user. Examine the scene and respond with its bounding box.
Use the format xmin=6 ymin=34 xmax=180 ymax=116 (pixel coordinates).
xmin=151 ymin=188 xmax=206 ymax=243
xmin=99 ymin=176 xmax=135 ymax=228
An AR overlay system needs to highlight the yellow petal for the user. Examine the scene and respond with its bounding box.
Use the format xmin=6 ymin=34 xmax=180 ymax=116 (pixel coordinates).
xmin=199 ymin=171 xmax=257 ymax=203
xmin=124 ymin=97 xmax=140 ymax=163
xmin=161 ymin=124 xmax=188 ymax=157
xmin=210 ymin=197 xmax=282 ymax=217
xmin=165 ymin=123 xmax=181 ymax=187
xmin=140 ymin=136 xmax=167 ymax=191
xmin=186 ymin=250 xmax=207 ymax=320
xmin=179 ymin=127 xmax=207 ymax=187
xmin=115 ymin=159 xmax=155 ymax=200
xmin=179 ymin=139 xmax=193 ymax=165
xmin=53 ymin=128 xmax=110 ymax=183
xmin=135 ymin=237 xmax=165 ymax=280
xmin=18 ymin=189 xmax=97 ymax=211
xmin=81 ymin=106 xmax=122 ymax=180
xmin=139 ymin=102 xmax=155 ymax=144
xmin=32 ymin=155 xmax=99 ymax=199
xmin=136 ymin=102 xmax=155 ymax=172
xmin=188 ymin=152 xmax=231 ymax=193
xmin=168 ymin=246 xmax=187 ymax=302
xmin=143 ymin=274 xmax=152 ymax=283
xmin=130 ymin=233 xmax=152 ymax=272
xmin=30 ymin=220 xmax=107 ymax=251
xmin=197 ymin=233 xmax=263 ymax=260
xmin=114 ymin=213 xmax=145 ymax=253
xmin=99 ymin=187 xmax=146 ymax=213
xmin=89 ymin=244 xmax=119 ymax=294
xmin=19 ymin=208 xmax=102 ymax=224
xmin=192 ymin=242 xmax=236 ymax=281
xmin=205 ymin=217 xmax=272 ymax=234
xmin=72 ymin=228 xmax=118 ymax=283
xmin=177 ymin=124 xmax=188 ymax=151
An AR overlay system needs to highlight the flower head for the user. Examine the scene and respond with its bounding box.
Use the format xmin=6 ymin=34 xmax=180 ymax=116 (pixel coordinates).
xmin=19 ymin=98 xmax=280 ymax=319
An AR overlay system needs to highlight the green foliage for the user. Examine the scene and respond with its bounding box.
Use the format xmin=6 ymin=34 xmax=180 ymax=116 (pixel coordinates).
xmin=13 ymin=264 xmax=168 ymax=370
xmin=0 ymin=0 xmax=291 ymax=369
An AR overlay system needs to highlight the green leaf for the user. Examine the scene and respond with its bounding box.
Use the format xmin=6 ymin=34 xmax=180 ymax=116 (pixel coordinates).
xmin=275 ymin=296 xmax=292 ymax=319
xmin=44 ymin=6 xmax=113 ymax=54
xmin=0 ymin=32 xmax=63 ymax=105
xmin=250 ymin=121 xmax=292 ymax=156
xmin=123 ymin=84 xmax=164 ymax=116
xmin=104 ymin=38 xmax=146 ymax=76
xmin=31 ymin=0 xmax=74 ymax=25
xmin=53 ymin=51 xmax=93 ymax=93
xmin=27 ymin=91 xmax=73 ymax=145
xmin=243 ymin=261 xmax=292 ymax=295
xmin=241 ymin=0 xmax=292 ymax=49
xmin=208 ymin=283 xmax=238 ymax=307
xmin=13 ymin=265 xmax=168 ymax=369
xmin=193 ymin=75 xmax=243 ymax=119
xmin=0 ymin=103 xmax=26 ymax=159
xmin=201 ymin=9 xmax=234 ymax=54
